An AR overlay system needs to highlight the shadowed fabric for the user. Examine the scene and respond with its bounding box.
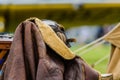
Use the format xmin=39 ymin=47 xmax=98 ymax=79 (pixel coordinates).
xmin=0 ymin=18 xmax=100 ymax=80
xmin=0 ymin=21 xmax=64 ymax=80
xmin=104 ymin=23 xmax=120 ymax=48
xmin=106 ymin=45 xmax=120 ymax=80
xmin=104 ymin=23 xmax=120 ymax=80
xmin=64 ymin=57 xmax=99 ymax=80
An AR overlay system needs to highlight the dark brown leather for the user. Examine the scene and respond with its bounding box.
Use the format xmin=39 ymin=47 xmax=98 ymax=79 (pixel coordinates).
xmin=0 ymin=21 xmax=99 ymax=80
xmin=64 ymin=57 xmax=99 ymax=80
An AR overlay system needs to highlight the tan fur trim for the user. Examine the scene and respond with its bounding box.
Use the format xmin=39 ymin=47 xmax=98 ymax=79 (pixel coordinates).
xmin=26 ymin=17 xmax=75 ymax=60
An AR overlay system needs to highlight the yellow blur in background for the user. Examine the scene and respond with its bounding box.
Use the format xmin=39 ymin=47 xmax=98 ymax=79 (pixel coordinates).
xmin=0 ymin=17 xmax=5 ymax=32
xmin=1 ymin=4 xmax=120 ymax=32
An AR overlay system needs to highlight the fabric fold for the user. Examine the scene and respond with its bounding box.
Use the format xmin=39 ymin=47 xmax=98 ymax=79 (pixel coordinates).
xmin=0 ymin=18 xmax=100 ymax=80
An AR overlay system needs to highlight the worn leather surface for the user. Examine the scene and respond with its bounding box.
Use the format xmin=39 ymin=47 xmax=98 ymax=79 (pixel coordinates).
xmin=0 ymin=20 xmax=99 ymax=80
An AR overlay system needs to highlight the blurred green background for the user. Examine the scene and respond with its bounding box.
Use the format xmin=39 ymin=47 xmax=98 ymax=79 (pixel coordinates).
xmin=71 ymin=44 xmax=110 ymax=73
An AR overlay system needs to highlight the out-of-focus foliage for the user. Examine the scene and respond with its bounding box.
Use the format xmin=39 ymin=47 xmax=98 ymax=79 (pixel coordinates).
xmin=0 ymin=4 xmax=120 ymax=32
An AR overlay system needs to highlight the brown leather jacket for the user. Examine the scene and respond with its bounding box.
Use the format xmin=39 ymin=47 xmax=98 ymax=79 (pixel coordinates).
xmin=0 ymin=21 xmax=100 ymax=80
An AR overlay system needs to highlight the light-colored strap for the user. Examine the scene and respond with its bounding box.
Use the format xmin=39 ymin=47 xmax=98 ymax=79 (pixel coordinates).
xmin=73 ymin=36 xmax=105 ymax=53
xmin=101 ymin=73 xmax=113 ymax=80
xmin=77 ymin=40 xmax=105 ymax=56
